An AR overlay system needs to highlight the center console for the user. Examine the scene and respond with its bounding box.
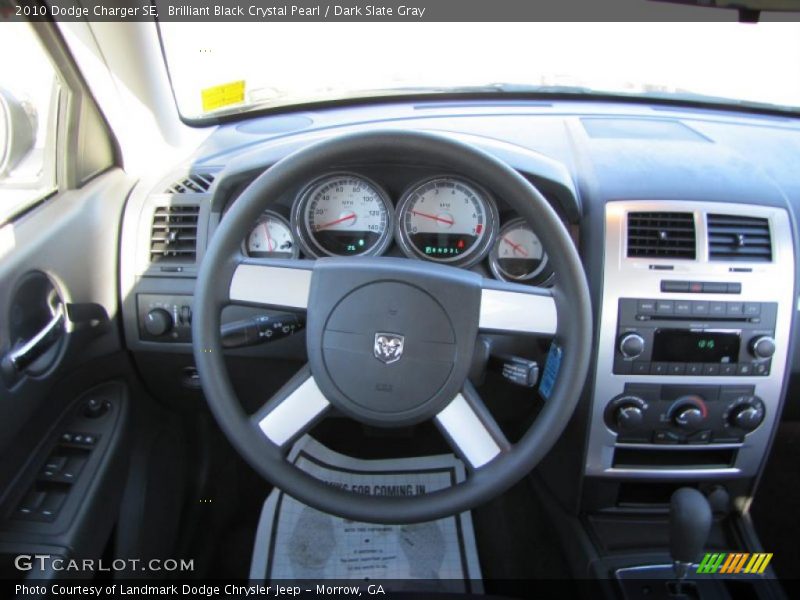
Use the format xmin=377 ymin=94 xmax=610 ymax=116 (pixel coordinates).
xmin=586 ymin=201 xmax=794 ymax=480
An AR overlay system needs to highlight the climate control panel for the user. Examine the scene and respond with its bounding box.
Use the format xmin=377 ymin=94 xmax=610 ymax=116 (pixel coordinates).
xmin=604 ymin=384 xmax=765 ymax=445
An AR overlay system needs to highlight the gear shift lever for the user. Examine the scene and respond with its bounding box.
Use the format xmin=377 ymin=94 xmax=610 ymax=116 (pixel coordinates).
xmin=670 ymin=488 xmax=712 ymax=585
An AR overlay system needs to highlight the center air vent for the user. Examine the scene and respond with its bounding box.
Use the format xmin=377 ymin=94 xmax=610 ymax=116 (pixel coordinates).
xmin=164 ymin=173 xmax=215 ymax=194
xmin=708 ymin=214 xmax=772 ymax=262
xmin=150 ymin=205 xmax=199 ymax=262
xmin=627 ymin=212 xmax=696 ymax=259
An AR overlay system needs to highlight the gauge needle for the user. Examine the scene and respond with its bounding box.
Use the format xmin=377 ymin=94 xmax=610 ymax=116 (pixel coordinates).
xmin=261 ymin=223 xmax=274 ymax=251
xmin=502 ymin=236 xmax=529 ymax=257
xmin=314 ymin=212 xmax=356 ymax=231
xmin=411 ymin=210 xmax=454 ymax=226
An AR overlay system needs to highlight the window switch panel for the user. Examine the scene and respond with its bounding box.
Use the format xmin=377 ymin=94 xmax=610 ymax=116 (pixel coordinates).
xmin=37 ymin=491 xmax=67 ymax=522
xmin=38 ymin=455 xmax=86 ymax=485
xmin=14 ymin=490 xmax=47 ymax=520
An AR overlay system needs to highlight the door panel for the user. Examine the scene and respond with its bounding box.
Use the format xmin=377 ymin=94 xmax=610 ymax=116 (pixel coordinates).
xmin=0 ymin=170 xmax=134 ymax=450
xmin=0 ymin=21 xmax=147 ymax=579
xmin=0 ymin=171 xmax=135 ymax=575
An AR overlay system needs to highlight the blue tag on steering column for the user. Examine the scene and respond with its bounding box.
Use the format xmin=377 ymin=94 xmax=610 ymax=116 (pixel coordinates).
xmin=539 ymin=343 xmax=562 ymax=400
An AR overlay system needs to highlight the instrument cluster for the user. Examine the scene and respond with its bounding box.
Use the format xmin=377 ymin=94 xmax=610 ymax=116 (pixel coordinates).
xmin=241 ymin=172 xmax=554 ymax=285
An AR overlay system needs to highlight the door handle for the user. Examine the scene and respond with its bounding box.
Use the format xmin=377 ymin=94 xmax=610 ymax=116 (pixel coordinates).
xmin=3 ymin=303 xmax=65 ymax=373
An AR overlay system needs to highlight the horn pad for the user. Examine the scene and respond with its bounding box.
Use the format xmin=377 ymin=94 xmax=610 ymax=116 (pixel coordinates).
xmin=306 ymin=257 xmax=481 ymax=427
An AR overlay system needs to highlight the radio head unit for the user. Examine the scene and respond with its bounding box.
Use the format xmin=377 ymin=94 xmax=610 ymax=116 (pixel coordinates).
xmin=613 ymin=298 xmax=777 ymax=377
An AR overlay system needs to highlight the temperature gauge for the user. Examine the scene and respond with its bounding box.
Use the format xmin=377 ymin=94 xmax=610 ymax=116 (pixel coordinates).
xmin=489 ymin=218 xmax=551 ymax=284
xmin=245 ymin=210 xmax=298 ymax=258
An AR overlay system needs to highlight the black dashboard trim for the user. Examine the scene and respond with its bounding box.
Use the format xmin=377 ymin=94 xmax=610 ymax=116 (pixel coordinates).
xmin=178 ymin=92 xmax=800 ymax=128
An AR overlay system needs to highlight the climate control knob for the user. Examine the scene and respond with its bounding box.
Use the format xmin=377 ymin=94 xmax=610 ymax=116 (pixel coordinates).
xmin=144 ymin=308 xmax=173 ymax=337
xmin=606 ymin=395 xmax=649 ymax=433
xmin=670 ymin=395 xmax=708 ymax=429
xmin=616 ymin=404 xmax=645 ymax=431
xmin=728 ymin=396 xmax=765 ymax=432
xmin=749 ymin=336 xmax=776 ymax=360
xmin=618 ymin=333 xmax=646 ymax=359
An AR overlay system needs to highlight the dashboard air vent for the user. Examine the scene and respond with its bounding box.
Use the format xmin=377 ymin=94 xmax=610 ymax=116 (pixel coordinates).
xmin=150 ymin=205 xmax=200 ymax=262
xmin=627 ymin=212 xmax=696 ymax=259
xmin=164 ymin=173 xmax=215 ymax=194
xmin=707 ymin=214 xmax=772 ymax=262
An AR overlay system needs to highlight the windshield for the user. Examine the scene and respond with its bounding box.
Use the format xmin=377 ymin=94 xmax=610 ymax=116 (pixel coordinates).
xmin=159 ymin=22 xmax=800 ymax=120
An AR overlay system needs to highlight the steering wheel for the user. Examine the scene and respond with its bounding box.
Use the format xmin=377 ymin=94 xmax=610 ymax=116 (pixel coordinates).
xmin=193 ymin=130 xmax=591 ymax=524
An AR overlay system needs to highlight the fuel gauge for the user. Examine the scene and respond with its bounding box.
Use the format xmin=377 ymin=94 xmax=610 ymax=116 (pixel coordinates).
xmin=489 ymin=218 xmax=551 ymax=284
xmin=245 ymin=210 xmax=298 ymax=258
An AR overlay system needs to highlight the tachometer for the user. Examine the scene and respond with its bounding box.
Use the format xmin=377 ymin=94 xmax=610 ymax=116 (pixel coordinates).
xmin=396 ymin=176 xmax=498 ymax=267
xmin=244 ymin=210 xmax=298 ymax=258
xmin=489 ymin=218 xmax=551 ymax=284
xmin=293 ymin=173 xmax=393 ymax=257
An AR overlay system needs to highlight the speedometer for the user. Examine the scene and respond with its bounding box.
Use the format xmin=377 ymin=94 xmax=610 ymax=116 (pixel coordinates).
xmin=293 ymin=173 xmax=393 ymax=257
xmin=396 ymin=176 xmax=498 ymax=267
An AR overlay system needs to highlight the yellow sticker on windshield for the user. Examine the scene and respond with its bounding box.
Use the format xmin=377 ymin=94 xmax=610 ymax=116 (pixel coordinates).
xmin=201 ymin=80 xmax=245 ymax=112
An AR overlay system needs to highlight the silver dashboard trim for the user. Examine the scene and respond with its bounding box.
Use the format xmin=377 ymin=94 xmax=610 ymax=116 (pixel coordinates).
xmin=479 ymin=288 xmax=558 ymax=335
xmin=436 ymin=393 xmax=502 ymax=468
xmin=603 ymin=468 xmax=742 ymax=479
xmin=229 ymin=264 xmax=311 ymax=309
xmin=614 ymin=442 xmax=742 ymax=450
xmin=257 ymin=376 xmax=329 ymax=446
xmin=586 ymin=200 xmax=795 ymax=478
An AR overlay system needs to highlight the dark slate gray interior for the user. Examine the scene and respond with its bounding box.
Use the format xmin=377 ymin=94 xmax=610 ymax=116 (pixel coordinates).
xmin=2 ymin=57 xmax=800 ymax=590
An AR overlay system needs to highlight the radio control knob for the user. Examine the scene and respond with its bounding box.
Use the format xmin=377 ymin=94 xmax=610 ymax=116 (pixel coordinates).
xmin=144 ymin=308 xmax=173 ymax=337
xmin=671 ymin=395 xmax=708 ymax=429
xmin=728 ymin=396 xmax=765 ymax=432
xmin=619 ymin=333 xmax=645 ymax=359
xmin=750 ymin=336 xmax=776 ymax=360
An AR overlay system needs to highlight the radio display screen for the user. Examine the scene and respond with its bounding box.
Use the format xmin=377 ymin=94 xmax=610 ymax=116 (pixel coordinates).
xmin=652 ymin=329 xmax=740 ymax=363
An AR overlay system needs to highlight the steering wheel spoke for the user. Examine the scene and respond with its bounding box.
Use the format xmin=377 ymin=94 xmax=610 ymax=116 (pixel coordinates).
xmin=250 ymin=365 xmax=330 ymax=450
xmin=229 ymin=258 xmax=314 ymax=310
xmin=479 ymin=279 xmax=557 ymax=336
xmin=435 ymin=381 xmax=511 ymax=470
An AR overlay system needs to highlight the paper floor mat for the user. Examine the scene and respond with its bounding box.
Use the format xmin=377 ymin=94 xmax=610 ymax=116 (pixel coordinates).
xmin=250 ymin=435 xmax=483 ymax=592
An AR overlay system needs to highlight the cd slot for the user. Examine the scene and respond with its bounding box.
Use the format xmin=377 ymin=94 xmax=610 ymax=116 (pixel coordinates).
xmin=637 ymin=315 xmax=752 ymax=323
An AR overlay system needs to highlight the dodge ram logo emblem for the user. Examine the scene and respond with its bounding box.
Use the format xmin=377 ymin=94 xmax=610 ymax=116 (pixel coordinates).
xmin=374 ymin=333 xmax=404 ymax=364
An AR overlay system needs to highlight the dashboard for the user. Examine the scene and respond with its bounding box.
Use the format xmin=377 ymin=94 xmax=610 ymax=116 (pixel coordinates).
xmin=118 ymin=98 xmax=800 ymax=513
xmin=233 ymin=170 xmax=556 ymax=285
